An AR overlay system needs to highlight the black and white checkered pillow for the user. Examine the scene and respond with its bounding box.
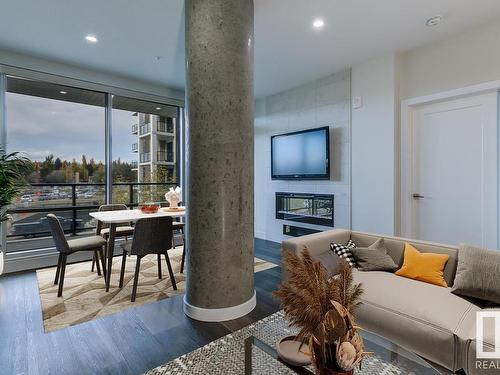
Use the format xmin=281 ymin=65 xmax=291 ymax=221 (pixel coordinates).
xmin=330 ymin=239 xmax=357 ymax=267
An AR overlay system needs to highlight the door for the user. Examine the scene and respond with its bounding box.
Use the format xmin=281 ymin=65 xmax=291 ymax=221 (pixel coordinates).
xmin=410 ymin=92 xmax=498 ymax=248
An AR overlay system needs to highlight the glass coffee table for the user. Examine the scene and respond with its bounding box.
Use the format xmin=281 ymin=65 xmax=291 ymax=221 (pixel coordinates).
xmin=244 ymin=331 xmax=440 ymax=374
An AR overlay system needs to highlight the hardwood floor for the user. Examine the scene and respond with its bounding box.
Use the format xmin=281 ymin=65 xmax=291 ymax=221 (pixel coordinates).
xmin=0 ymin=238 xmax=283 ymax=375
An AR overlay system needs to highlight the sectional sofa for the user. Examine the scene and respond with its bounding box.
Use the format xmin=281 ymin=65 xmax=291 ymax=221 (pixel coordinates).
xmin=282 ymin=229 xmax=499 ymax=375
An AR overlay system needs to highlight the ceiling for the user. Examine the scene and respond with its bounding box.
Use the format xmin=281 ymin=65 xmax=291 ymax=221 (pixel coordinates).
xmin=1 ymin=0 xmax=500 ymax=98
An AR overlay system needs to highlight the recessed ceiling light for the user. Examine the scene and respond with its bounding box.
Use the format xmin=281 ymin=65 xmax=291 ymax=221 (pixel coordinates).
xmin=156 ymin=107 xmax=161 ymax=110
xmin=425 ymin=15 xmax=443 ymax=27
xmin=59 ymin=91 xmax=67 ymax=95
xmin=85 ymin=35 xmax=98 ymax=43
xmin=313 ymin=18 xmax=324 ymax=29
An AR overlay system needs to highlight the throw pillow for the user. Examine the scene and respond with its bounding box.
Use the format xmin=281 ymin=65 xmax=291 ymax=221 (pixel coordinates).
xmin=395 ymin=243 xmax=449 ymax=287
xmin=451 ymin=244 xmax=500 ymax=305
xmin=351 ymin=238 xmax=399 ymax=272
xmin=330 ymin=239 xmax=357 ymax=267
xmin=312 ymin=251 xmax=341 ymax=277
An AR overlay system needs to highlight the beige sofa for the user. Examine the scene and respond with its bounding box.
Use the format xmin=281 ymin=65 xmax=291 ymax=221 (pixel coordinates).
xmin=282 ymin=229 xmax=499 ymax=375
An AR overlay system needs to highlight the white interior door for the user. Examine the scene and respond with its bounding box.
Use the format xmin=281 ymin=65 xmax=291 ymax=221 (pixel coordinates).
xmin=410 ymin=92 xmax=498 ymax=248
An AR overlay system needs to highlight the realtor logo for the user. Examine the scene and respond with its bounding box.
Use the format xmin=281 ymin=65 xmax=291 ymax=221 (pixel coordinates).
xmin=476 ymin=311 xmax=500 ymax=359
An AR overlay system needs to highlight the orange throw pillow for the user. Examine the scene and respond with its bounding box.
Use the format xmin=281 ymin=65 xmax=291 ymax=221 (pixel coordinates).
xmin=395 ymin=243 xmax=449 ymax=287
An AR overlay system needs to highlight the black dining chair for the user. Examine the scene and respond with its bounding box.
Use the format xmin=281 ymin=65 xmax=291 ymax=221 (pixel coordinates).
xmin=119 ymin=216 xmax=177 ymax=302
xmin=47 ymin=214 xmax=107 ymax=297
xmin=91 ymin=204 xmax=134 ymax=273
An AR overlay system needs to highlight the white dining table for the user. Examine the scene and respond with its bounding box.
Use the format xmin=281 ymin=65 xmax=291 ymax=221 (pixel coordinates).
xmin=90 ymin=208 xmax=186 ymax=291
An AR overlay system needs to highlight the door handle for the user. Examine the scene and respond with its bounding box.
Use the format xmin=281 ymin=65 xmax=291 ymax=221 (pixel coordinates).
xmin=412 ymin=193 xmax=425 ymax=199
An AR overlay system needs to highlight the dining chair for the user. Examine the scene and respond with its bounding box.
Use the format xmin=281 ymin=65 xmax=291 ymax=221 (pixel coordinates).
xmin=119 ymin=216 xmax=176 ymax=302
xmin=161 ymin=201 xmax=186 ymax=273
xmin=47 ymin=214 xmax=107 ymax=297
xmin=91 ymin=204 xmax=134 ymax=273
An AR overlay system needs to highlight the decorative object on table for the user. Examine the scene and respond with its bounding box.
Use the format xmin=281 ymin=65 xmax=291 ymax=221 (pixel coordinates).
xmin=276 ymin=335 xmax=312 ymax=366
xmin=140 ymin=202 xmax=160 ymax=214
xmin=0 ymin=148 xmax=33 ymax=222
xmin=274 ymin=247 xmax=370 ymax=374
xmin=165 ymin=186 xmax=182 ymax=209
xmin=330 ymin=239 xmax=357 ymax=268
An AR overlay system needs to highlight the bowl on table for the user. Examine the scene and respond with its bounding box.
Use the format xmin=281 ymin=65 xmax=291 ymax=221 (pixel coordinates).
xmin=139 ymin=203 xmax=160 ymax=214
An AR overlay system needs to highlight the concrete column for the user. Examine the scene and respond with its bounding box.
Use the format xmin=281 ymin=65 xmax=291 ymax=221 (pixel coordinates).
xmin=184 ymin=0 xmax=255 ymax=322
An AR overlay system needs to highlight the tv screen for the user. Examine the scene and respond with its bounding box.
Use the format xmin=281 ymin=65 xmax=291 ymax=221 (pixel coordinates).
xmin=271 ymin=126 xmax=330 ymax=180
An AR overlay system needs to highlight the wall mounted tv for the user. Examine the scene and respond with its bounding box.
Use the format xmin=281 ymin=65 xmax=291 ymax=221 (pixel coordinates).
xmin=271 ymin=126 xmax=330 ymax=180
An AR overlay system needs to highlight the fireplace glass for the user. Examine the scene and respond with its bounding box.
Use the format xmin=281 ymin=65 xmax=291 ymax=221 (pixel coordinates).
xmin=275 ymin=192 xmax=334 ymax=227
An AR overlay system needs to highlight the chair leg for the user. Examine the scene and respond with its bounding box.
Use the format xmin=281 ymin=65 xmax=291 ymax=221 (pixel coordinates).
xmin=180 ymin=228 xmax=186 ymax=274
xmin=157 ymin=254 xmax=162 ymax=279
xmin=119 ymin=250 xmax=127 ymax=288
xmin=131 ymin=256 xmax=142 ymax=302
xmin=99 ymin=247 xmax=106 ymax=280
xmin=164 ymin=252 xmax=177 ymax=291
xmin=94 ymin=250 xmax=102 ymax=276
xmin=54 ymin=253 xmax=63 ymax=285
xmin=91 ymin=254 xmax=96 ymax=272
xmin=57 ymin=254 xmax=68 ymax=297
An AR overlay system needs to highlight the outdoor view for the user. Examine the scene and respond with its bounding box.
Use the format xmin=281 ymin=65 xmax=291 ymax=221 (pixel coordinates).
xmin=4 ymin=77 xmax=179 ymax=252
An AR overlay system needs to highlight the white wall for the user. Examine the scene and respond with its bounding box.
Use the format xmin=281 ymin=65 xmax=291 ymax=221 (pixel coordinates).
xmin=254 ymin=70 xmax=351 ymax=243
xmin=351 ymin=54 xmax=398 ymax=235
xmin=400 ymin=20 xmax=500 ymax=100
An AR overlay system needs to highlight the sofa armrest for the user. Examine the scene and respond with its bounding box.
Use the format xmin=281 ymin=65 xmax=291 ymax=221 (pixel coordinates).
xmin=282 ymin=229 xmax=351 ymax=258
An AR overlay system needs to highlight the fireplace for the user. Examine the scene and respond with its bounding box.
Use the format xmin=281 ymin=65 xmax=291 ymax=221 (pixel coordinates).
xmin=275 ymin=192 xmax=334 ymax=227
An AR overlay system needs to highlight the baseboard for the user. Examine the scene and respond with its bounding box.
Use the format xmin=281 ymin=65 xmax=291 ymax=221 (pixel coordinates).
xmin=183 ymin=290 xmax=256 ymax=322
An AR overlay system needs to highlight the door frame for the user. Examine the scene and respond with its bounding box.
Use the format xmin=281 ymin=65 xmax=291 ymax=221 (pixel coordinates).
xmin=400 ymin=80 xmax=500 ymax=240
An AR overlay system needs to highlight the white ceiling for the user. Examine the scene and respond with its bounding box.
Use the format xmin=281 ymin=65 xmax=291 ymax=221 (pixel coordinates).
xmin=1 ymin=0 xmax=500 ymax=98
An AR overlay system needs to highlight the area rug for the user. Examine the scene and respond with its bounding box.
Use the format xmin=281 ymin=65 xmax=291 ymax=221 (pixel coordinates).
xmin=146 ymin=311 xmax=437 ymax=375
xmin=36 ymin=247 xmax=278 ymax=333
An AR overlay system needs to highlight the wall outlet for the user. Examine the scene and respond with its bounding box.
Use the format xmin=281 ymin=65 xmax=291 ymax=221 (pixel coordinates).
xmin=352 ymin=96 xmax=363 ymax=109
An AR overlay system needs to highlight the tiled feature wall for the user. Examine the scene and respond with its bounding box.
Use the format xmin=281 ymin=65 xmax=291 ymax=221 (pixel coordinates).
xmin=254 ymin=69 xmax=351 ymax=243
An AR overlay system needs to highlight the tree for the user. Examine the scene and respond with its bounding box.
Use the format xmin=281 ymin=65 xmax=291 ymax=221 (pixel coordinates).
xmin=40 ymin=154 xmax=54 ymax=181
xmin=80 ymin=155 xmax=89 ymax=181
xmin=54 ymin=157 xmax=62 ymax=170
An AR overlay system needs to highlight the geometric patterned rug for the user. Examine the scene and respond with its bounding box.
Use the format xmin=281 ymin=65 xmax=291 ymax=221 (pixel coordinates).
xmin=145 ymin=311 xmax=439 ymax=375
xmin=36 ymin=246 xmax=278 ymax=333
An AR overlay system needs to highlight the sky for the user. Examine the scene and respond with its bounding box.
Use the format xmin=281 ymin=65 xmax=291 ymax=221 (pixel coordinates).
xmin=6 ymin=92 xmax=137 ymax=163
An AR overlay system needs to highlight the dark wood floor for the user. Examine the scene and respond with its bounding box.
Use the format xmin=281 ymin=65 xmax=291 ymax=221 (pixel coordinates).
xmin=0 ymin=238 xmax=283 ymax=375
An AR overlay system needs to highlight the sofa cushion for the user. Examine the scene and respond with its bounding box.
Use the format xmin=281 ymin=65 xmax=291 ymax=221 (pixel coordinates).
xmin=353 ymin=269 xmax=479 ymax=371
xmin=452 ymin=244 xmax=500 ymax=305
xmin=312 ymin=251 xmax=341 ymax=277
xmin=351 ymin=238 xmax=398 ymax=272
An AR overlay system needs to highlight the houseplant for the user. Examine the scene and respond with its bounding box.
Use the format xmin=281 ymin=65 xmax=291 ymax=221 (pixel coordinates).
xmin=274 ymin=248 xmax=370 ymax=374
xmin=0 ymin=148 xmax=33 ymax=222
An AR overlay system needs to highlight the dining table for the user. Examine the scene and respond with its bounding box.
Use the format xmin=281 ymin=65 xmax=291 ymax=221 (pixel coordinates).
xmin=90 ymin=207 xmax=186 ymax=292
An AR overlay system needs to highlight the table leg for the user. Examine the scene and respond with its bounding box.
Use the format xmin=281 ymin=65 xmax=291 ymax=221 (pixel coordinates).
xmin=105 ymin=223 xmax=117 ymax=292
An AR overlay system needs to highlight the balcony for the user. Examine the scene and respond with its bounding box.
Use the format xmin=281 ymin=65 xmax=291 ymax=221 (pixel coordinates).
xmin=157 ymin=150 xmax=174 ymax=163
xmin=132 ymin=124 xmax=138 ymax=134
xmin=132 ymin=143 xmax=138 ymax=152
xmin=157 ymin=121 xmax=174 ymax=134
xmin=139 ymin=123 xmax=151 ymax=135
xmin=140 ymin=152 xmax=151 ymax=163
xmin=131 ymin=161 xmax=138 ymax=169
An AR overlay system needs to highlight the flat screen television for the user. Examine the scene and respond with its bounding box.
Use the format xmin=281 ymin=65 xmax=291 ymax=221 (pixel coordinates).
xmin=271 ymin=126 xmax=330 ymax=180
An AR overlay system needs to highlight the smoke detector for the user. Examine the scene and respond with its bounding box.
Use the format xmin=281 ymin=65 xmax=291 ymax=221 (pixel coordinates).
xmin=426 ymin=15 xmax=443 ymax=27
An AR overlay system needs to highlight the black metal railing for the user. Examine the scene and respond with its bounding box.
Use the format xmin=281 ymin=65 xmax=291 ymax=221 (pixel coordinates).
xmin=132 ymin=124 xmax=138 ymax=134
xmin=132 ymin=143 xmax=138 ymax=152
xmin=6 ymin=182 xmax=177 ymax=239
xmin=157 ymin=150 xmax=174 ymax=162
xmin=139 ymin=123 xmax=151 ymax=135
xmin=157 ymin=121 xmax=174 ymax=133
xmin=140 ymin=152 xmax=151 ymax=163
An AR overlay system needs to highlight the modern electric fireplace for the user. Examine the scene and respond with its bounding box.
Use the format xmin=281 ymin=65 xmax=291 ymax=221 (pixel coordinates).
xmin=275 ymin=192 xmax=334 ymax=227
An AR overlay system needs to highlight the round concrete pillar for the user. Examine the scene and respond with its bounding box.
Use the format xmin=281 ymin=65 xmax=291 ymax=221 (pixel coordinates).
xmin=183 ymin=0 xmax=255 ymax=321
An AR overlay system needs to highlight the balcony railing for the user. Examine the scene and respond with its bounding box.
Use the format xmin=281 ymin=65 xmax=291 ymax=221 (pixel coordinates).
xmin=132 ymin=124 xmax=138 ymax=134
xmin=132 ymin=143 xmax=138 ymax=152
xmin=131 ymin=161 xmax=138 ymax=168
xmin=157 ymin=121 xmax=174 ymax=134
xmin=140 ymin=123 xmax=151 ymax=135
xmin=6 ymin=182 xmax=177 ymax=242
xmin=140 ymin=152 xmax=151 ymax=163
xmin=157 ymin=150 xmax=174 ymax=162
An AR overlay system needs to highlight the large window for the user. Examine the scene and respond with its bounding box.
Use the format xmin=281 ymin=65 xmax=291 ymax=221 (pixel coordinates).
xmin=2 ymin=76 xmax=181 ymax=254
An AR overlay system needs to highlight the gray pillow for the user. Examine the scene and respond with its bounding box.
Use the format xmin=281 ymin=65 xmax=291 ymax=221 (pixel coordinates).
xmin=313 ymin=251 xmax=341 ymax=277
xmin=451 ymin=244 xmax=500 ymax=305
xmin=350 ymin=238 xmax=398 ymax=272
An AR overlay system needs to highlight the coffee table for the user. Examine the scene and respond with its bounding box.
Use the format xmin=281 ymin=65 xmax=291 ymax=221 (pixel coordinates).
xmin=146 ymin=311 xmax=440 ymax=374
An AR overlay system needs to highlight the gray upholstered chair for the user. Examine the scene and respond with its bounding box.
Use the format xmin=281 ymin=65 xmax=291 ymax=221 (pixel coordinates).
xmin=119 ymin=216 xmax=176 ymax=302
xmin=91 ymin=203 xmax=134 ymax=273
xmin=47 ymin=214 xmax=107 ymax=297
